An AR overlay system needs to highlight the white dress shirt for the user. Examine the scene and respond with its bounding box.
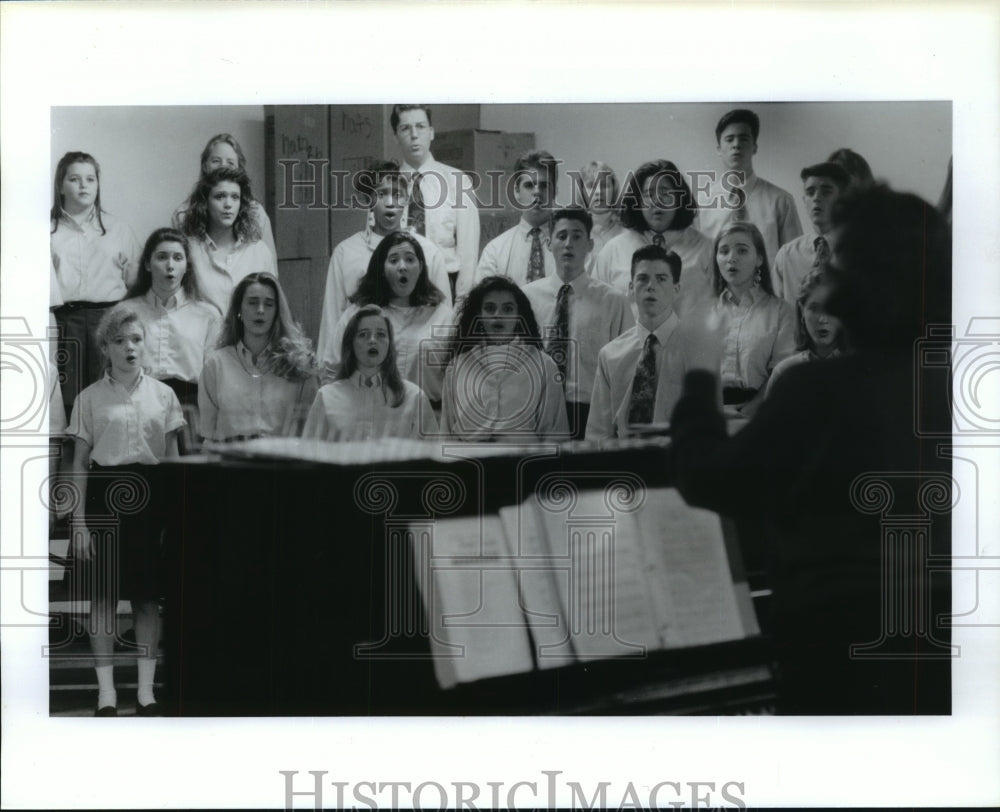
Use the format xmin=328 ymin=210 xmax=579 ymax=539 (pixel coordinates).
xmin=474 ymin=218 xmax=557 ymax=288
xmin=68 ymin=371 xmax=185 ymax=465
xmin=317 ymin=228 xmax=452 ymax=365
xmin=188 ymin=234 xmax=277 ymax=317
xmin=695 ymin=172 xmax=803 ymax=268
xmin=198 ymin=342 xmax=316 ymax=440
xmin=440 ymin=342 xmax=570 ymax=441
xmin=587 ymin=313 xmax=701 ymax=440
xmin=716 ymin=285 xmax=797 ymax=391
xmin=401 ymin=156 xmax=481 ymax=299
xmin=126 ymin=289 xmax=222 ymax=383
xmin=51 ymin=209 xmax=140 ymax=303
xmin=522 ymin=272 xmax=634 ymax=405
xmin=302 ymin=371 xmax=438 ymax=441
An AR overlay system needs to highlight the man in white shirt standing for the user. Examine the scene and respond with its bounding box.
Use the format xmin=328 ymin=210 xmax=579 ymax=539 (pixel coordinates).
xmin=772 ymin=161 xmax=850 ymax=305
xmin=391 ymin=104 xmax=481 ymax=301
xmin=696 ymin=108 xmax=803 ymax=272
xmin=475 ymin=150 xmax=559 ymax=288
xmin=587 ymin=245 xmax=711 ymax=440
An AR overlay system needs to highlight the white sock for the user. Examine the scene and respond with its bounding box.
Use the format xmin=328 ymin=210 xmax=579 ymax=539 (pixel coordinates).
xmin=95 ymin=664 xmax=116 ymax=708
xmin=136 ymin=657 xmax=157 ymax=706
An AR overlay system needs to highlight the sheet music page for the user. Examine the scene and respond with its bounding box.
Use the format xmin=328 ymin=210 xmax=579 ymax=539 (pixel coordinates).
xmin=635 ymin=488 xmax=746 ymax=648
xmin=532 ymin=489 xmax=662 ymax=660
xmin=497 ymin=501 xmax=576 ymax=669
xmin=411 ymin=515 xmax=534 ymax=689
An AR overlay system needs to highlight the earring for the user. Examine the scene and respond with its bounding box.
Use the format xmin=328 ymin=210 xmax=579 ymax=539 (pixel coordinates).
xmin=237 ymin=313 xmax=242 ymax=320
xmin=753 ymin=268 xmax=762 ymax=285
xmin=366 ymin=210 xmax=375 ymax=231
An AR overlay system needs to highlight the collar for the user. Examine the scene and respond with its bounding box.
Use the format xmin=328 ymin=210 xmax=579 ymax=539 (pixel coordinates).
xmin=402 ymin=154 xmax=436 ymax=174
xmin=518 ymin=217 xmax=551 ymax=240
xmin=350 ymin=369 xmax=383 ymax=389
xmin=550 ymin=269 xmax=588 ymax=292
xmin=204 ymin=233 xmax=245 ymax=252
xmin=643 ymin=228 xmax=685 ymax=249
xmin=236 ymin=340 xmax=272 ymax=368
xmin=59 ymin=206 xmax=98 ymax=231
xmin=638 ymin=311 xmax=679 ymax=345
xmin=720 ymin=283 xmax=767 ymax=308
xmin=363 ymin=226 xmax=385 ymax=250
xmin=146 ymin=287 xmax=188 ymax=310
xmin=102 ymin=368 xmax=144 ymax=393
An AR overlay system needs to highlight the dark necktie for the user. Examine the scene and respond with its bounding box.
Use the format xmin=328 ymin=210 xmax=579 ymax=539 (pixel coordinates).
xmin=813 ymin=235 xmax=831 ymax=267
xmin=527 ymin=227 xmax=544 ymax=282
xmin=627 ymin=333 xmax=658 ymax=426
xmin=651 ymin=233 xmax=665 ymax=249
xmin=408 ymin=172 xmax=426 ymax=236
xmin=730 ymin=188 xmax=749 ymax=223
xmin=546 ymin=283 xmax=572 ymax=383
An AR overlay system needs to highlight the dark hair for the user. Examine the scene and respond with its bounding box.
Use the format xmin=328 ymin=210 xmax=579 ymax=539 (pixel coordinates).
xmin=800 ymin=162 xmax=850 ymax=189
xmin=710 ymin=222 xmax=775 ymax=297
xmin=513 ymin=149 xmax=559 ymax=188
xmin=336 ymin=305 xmax=405 ymax=408
xmin=630 ymin=245 xmax=682 ymax=285
xmin=199 ymin=133 xmax=248 ymax=175
xmin=449 ymin=275 xmax=542 ymax=361
xmin=826 ymin=148 xmax=874 ymax=188
xmin=619 ymin=159 xmax=696 ymax=233
xmin=795 ymin=267 xmax=845 ymax=354
xmin=182 ymin=167 xmax=262 ymax=243
xmin=127 ymin=227 xmax=204 ymax=301
xmin=715 ymin=109 xmax=760 ymax=143
xmin=549 ymin=206 xmax=593 ymax=237
xmin=354 ymin=159 xmax=406 ymax=210
xmin=349 ymin=231 xmax=444 ymax=308
xmin=826 ymin=184 xmax=951 ymax=352
xmin=390 ymin=104 xmax=432 ymax=132
xmin=50 ymin=151 xmax=106 ymax=235
xmin=218 ymin=272 xmax=316 ymax=380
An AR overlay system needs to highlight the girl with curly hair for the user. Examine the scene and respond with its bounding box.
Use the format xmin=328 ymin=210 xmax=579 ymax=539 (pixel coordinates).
xmin=182 ymin=167 xmax=277 ymax=316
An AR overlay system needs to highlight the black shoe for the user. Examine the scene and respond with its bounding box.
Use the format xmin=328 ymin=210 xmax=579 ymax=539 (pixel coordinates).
xmin=136 ymin=701 xmax=161 ymax=717
xmin=95 ymin=704 xmax=117 ymax=717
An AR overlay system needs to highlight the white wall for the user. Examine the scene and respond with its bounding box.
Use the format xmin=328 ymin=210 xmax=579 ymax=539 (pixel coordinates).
xmin=51 ymin=106 xmax=266 ymax=247
xmin=481 ymin=102 xmax=951 ymax=228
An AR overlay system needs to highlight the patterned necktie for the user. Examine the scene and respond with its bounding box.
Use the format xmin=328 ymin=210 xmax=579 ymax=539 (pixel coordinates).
xmin=627 ymin=333 xmax=659 ymax=426
xmin=651 ymin=233 xmax=665 ymax=249
xmin=408 ymin=172 xmax=426 ymax=236
xmin=546 ymin=283 xmax=572 ymax=383
xmin=527 ymin=227 xmax=544 ymax=282
xmin=813 ymin=235 xmax=831 ymax=267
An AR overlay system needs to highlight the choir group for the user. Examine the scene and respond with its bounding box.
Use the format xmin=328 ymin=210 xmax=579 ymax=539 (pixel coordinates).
xmin=49 ymin=104 xmax=940 ymax=716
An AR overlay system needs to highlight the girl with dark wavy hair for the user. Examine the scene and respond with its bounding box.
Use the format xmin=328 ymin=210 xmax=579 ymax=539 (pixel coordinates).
xmin=440 ymin=276 xmax=568 ymax=441
xmin=327 ymin=231 xmax=453 ymax=403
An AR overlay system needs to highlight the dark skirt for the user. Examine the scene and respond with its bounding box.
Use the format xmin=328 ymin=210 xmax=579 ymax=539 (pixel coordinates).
xmin=69 ymin=463 xmax=164 ymax=603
